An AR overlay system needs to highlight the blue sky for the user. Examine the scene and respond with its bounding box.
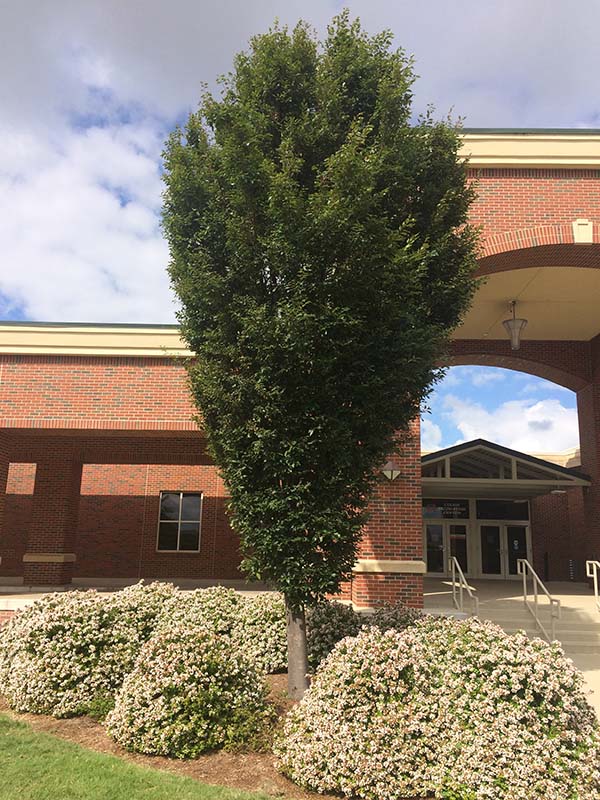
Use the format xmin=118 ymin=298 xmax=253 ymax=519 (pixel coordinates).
xmin=422 ymin=367 xmax=578 ymax=453
xmin=0 ymin=0 xmax=593 ymax=452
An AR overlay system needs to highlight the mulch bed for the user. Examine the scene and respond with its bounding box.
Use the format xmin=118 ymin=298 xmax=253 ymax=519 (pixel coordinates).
xmin=0 ymin=675 xmax=338 ymax=800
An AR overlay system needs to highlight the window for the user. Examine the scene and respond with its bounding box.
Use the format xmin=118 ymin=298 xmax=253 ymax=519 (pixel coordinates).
xmin=157 ymin=492 xmax=202 ymax=552
xmin=476 ymin=499 xmax=529 ymax=521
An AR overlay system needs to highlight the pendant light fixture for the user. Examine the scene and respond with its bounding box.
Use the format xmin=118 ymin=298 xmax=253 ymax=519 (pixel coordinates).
xmin=503 ymin=300 xmax=528 ymax=350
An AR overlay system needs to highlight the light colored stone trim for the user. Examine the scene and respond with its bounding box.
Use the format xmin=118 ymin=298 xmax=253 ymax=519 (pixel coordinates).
xmin=0 ymin=324 xmax=192 ymax=358
xmin=22 ymin=553 xmax=77 ymax=564
xmin=460 ymin=132 xmax=600 ymax=168
xmin=353 ymin=559 xmax=427 ymax=574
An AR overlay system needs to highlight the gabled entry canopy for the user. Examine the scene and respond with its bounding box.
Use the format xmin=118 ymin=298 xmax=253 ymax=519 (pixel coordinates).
xmin=422 ymin=439 xmax=590 ymax=499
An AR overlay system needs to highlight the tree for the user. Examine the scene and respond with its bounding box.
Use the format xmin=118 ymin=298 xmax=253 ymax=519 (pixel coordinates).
xmin=162 ymin=12 xmax=478 ymax=698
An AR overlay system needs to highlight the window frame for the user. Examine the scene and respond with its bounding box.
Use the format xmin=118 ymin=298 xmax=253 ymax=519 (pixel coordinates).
xmin=156 ymin=490 xmax=203 ymax=553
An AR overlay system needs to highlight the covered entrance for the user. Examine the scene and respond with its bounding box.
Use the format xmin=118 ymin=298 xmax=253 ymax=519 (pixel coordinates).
xmin=422 ymin=440 xmax=590 ymax=579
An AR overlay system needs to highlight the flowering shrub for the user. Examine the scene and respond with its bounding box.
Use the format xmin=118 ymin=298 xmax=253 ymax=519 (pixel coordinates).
xmin=158 ymin=587 xmax=287 ymax=674
xmin=368 ymin=601 xmax=422 ymax=632
xmin=106 ymin=625 xmax=272 ymax=757
xmin=0 ymin=582 xmax=177 ymax=717
xmin=306 ymin=601 xmax=361 ymax=669
xmin=235 ymin=592 xmax=288 ymax=673
xmin=275 ymin=617 xmax=600 ymax=800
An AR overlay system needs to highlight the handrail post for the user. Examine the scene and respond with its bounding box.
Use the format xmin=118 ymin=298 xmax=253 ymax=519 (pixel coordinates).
xmin=517 ymin=558 xmax=560 ymax=642
xmin=448 ymin=556 xmax=479 ymax=618
xmin=586 ymin=560 xmax=600 ymax=613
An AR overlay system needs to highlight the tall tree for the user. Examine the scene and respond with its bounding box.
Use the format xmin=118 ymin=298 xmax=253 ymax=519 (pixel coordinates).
xmin=163 ymin=12 xmax=478 ymax=698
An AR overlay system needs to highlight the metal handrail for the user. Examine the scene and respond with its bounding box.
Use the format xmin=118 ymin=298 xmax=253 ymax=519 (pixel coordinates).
xmin=449 ymin=557 xmax=479 ymax=617
xmin=586 ymin=560 xmax=600 ymax=613
xmin=517 ymin=558 xmax=561 ymax=641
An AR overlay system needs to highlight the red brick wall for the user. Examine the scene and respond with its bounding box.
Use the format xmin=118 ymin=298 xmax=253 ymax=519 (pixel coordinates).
xmin=467 ymin=168 xmax=600 ymax=253
xmin=531 ymin=487 xmax=587 ymax=581
xmin=0 ymin=355 xmax=197 ymax=431
xmin=0 ymin=434 xmax=241 ymax=584
xmin=1 ymin=462 xmax=34 ymax=576
xmin=76 ymin=462 xmax=241 ymax=580
xmin=351 ymin=420 xmax=423 ymax=607
xmin=351 ymin=574 xmax=423 ymax=609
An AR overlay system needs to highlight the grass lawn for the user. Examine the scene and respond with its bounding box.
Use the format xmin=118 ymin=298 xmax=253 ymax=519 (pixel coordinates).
xmin=0 ymin=714 xmax=270 ymax=800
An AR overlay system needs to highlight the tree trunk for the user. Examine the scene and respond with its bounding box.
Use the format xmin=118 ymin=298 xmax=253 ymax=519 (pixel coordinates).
xmin=285 ymin=596 xmax=309 ymax=700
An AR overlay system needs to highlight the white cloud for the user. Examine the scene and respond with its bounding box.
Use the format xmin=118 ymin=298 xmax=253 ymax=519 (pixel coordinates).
xmin=0 ymin=121 xmax=172 ymax=322
xmin=442 ymin=395 xmax=579 ymax=453
xmin=469 ymin=370 xmax=506 ymax=388
xmin=1 ymin=1 xmax=600 ymax=321
xmin=519 ymin=379 xmax=573 ymax=397
xmin=421 ymin=418 xmax=443 ymax=451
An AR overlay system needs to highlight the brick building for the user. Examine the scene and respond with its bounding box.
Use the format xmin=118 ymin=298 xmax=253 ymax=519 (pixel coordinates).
xmin=1 ymin=129 xmax=600 ymax=608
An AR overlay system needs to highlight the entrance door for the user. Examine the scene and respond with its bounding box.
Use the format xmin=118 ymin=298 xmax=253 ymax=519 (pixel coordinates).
xmin=448 ymin=523 xmax=468 ymax=574
xmin=479 ymin=524 xmax=529 ymax=578
xmin=425 ymin=523 xmax=445 ymax=573
xmin=506 ymin=525 xmax=528 ymax=575
xmin=425 ymin=522 xmax=468 ymax=575
xmin=480 ymin=525 xmax=502 ymax=575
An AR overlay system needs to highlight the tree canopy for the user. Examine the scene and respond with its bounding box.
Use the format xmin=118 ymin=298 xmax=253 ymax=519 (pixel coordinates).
xmin=162 ymin=13 xmax=478 ymax=611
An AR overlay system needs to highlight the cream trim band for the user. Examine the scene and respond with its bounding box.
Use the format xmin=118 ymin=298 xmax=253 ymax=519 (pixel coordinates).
xmin=23 ymin=553 xmax=77 ymax=564
xmin=460 ymin=132 xmax=600 ymax=168
xmin=353 ymin=559 xmax=427 ymax=575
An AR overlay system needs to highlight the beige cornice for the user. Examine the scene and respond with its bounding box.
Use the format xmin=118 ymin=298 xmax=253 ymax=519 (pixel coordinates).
xmin=460 ymin=131 xmax=600 ymax=168
xmin=0 ymin=323 xmax=192 ymax=357
xmin=23 ymin=553 xmax=77 ymax=563
xmin=353 ymin=559 xmax=427 ymax=575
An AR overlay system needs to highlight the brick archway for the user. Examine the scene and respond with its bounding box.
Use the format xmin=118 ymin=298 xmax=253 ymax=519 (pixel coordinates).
xmin=447 ymin=340 xmax=591 ymax=392
xmin=477 ymin=227 xmax=600 ymax=277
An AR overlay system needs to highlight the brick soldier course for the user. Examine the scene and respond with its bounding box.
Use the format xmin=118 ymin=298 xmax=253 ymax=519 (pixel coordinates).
xmin=1 ymin=130 xmax=600 ymax=608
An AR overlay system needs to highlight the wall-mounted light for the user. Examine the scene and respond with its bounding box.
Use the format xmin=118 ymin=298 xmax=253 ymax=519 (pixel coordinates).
xmin=550 ymin=487 xmax=567 ymax=495
xmin=503 ymin=300 xmax=528 ymax=350
xmin=381 ymin=461 xmax=401 ymax=480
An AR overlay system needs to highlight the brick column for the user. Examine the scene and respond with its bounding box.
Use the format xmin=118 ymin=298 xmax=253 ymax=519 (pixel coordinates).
xmin=577 ymin=333 xmax=600 ymax=566
xmin=0 ymin=432 xmax=9 ymax=575
xmin=23 ymin=454 xmax=82 ymax=586
xmin=350 ymin=419 xmax=424 ymax=609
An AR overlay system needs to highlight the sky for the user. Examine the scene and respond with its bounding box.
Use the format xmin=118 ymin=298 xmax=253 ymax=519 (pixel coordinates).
xmin=0 ymin=0 xmax=595 ymax=453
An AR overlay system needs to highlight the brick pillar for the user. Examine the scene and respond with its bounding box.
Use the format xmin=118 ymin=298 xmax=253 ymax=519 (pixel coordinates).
xmin=577 ymin=333 xmax=600 ymax=566
xmin=23 ymin=454 xmax=82 ymax=586
xmin=0 ymin=432 xmax=9 ymax=575
xmin=350 ymin=419 xmax=424 ymax=609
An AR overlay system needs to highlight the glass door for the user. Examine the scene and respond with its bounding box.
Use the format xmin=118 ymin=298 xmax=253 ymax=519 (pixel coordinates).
xmin=449 ymin=523 xmax=468 ymax=574
xmin=506 ymin=525 xmax=528 ymax=575
xmin=479 ymin=523 xmax=529 ymax=578
xmin=425 ymin=523 xmax=445 ymax=573
xmin=480 ymin=525 xmax=502 ymax=576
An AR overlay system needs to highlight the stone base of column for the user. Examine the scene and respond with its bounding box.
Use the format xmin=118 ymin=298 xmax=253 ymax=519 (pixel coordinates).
xmin=349 ymin=559 xmax=426 ymax=609
xmin=22 ymin=553 xmax=76 ymax=586
xmin=351 ymin=573 xmax=423 ymax=609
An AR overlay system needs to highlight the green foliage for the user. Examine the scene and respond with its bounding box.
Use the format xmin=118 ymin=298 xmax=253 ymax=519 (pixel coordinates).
xmin=306 ymin=601 xmax=362 ymax=669
xmin=157 ymin=587 xmax=288 ymax=674
xmin=86 ymin=692 xmax=115 ymax=722
xmin=162 ymin=12 xmax=478 ymax=608
xmin=275 ymin=618 xmax=600 ymax=799
xmin=106 ymin=626 xmax=274 ymax=758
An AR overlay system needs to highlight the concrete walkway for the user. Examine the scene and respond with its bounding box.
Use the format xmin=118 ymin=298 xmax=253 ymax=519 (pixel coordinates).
xmin=425 ymin=577 xmax=600 ymax=718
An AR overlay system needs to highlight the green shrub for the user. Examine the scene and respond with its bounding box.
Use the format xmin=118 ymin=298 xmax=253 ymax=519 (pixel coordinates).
xmin=106 ymin=625 xmax=273 ymax=757
xmin=275 ymin=617 xmax=600 ymax=800
xmin=368 ymin=601 xmax=422 ymax=632
xmin=158 ymin=587 xmax=287 ymax=674
xmin=0 ymin=582 xmax=177 ymax=717
xmin=306 ymin=601 xmax=361 ymax=669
